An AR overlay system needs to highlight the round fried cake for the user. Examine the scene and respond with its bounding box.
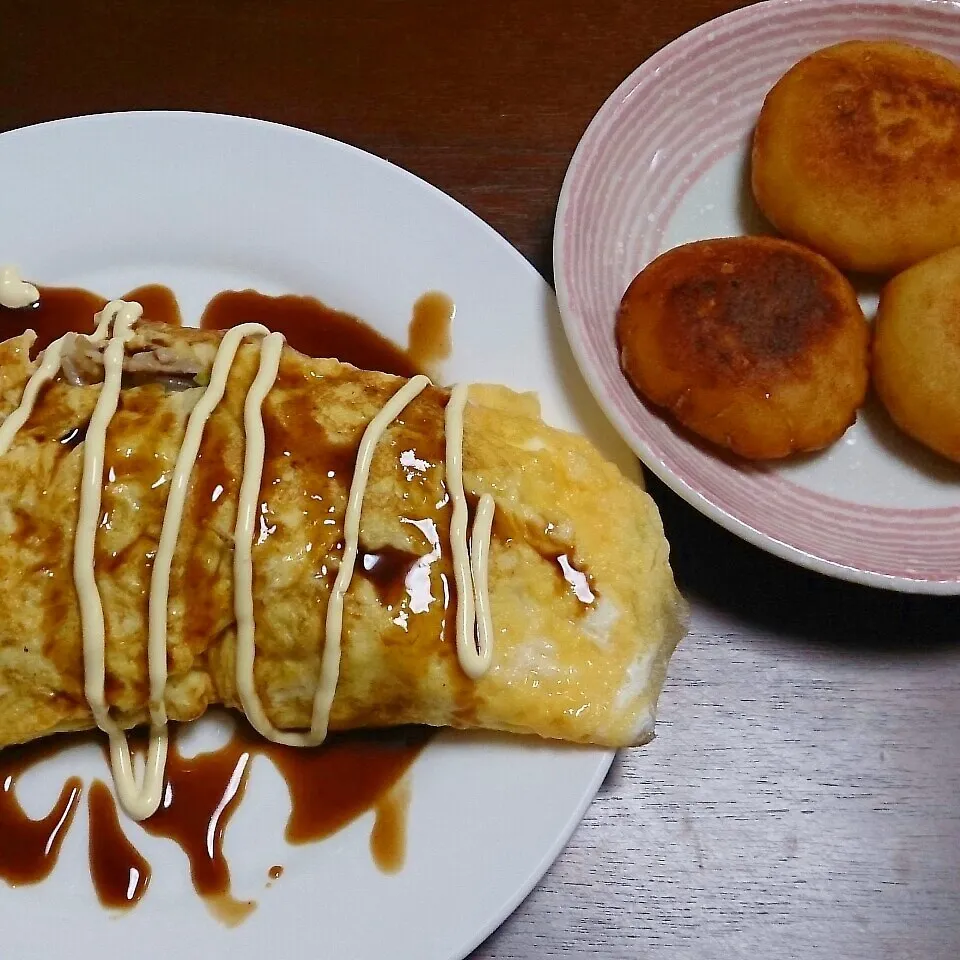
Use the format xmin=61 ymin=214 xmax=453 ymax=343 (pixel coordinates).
xmin=874 ymin=246 xmax=960 ymax=463
xmin=752 ymin=40 xmax=960 ymax=275
xmin=616 ymin=236 xmax=869 ymax=459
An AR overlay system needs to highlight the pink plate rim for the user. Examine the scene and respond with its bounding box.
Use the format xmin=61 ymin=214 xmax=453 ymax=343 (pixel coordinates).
xmin=553 ymin=0 xmax=960 ymax=595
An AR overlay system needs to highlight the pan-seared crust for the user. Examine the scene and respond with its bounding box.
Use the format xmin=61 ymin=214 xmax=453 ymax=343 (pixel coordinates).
xmin=0 ymin=322 xmax=685 ymax=750
xmin=616 ymin=237 xmax=869 ymax=459
xmin=752 ymin=40 xmax=960 ymax=274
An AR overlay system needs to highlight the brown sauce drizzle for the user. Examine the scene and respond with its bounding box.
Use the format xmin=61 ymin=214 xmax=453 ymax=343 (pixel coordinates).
xmin=122 ymin=284 xmax=182 ymax=327
xmin=252 ymin=724 xmax=430 ymax=846
xmin=0 ymin=737 xmax=83 ymax=886
xmin=2 ymin=721 xmax=430 ymax=919
xmin=200 ymin=289 xmax=420 ymax=378
xmin=88 ymin=779 xmax=151 ymax=909
xmin=1 ymin=286 xmax=107 ymax=353
xmin=140 ymin=726 xmax=255 ymax=925
xmin=360 ymin=546 xmax=420 ymax=608
xmin=58 ymin=425 xmax=87 ymax=448
xmin=369 ymin=777 xmax=412 ymax=874
xmin=407 ymin=291 xmax=453 ymax=373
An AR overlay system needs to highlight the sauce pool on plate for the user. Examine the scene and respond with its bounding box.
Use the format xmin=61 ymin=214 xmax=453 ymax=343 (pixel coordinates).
xmin=88 ymin=779 xmax=151 ymax=908
xmin=122 ymin=284 xmax=183 ymax=328
xmin=201 ymin=289 xmax=421 ymax=378
xmin=0 ymin=738 xmax=82 ymax=886
xmin=0 ymin=286 xmax=108 ymax=352
xmin=407 ymin=291 xmax=454 ymax=373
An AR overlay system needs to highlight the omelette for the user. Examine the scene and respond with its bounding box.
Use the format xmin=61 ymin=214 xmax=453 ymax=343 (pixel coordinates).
xmin=0 ymin=287 xmax=685 ymax=819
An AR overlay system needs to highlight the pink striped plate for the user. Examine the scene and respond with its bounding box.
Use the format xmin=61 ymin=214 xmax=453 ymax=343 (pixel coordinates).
xmin=554 ymin=0 xmax=960 ymax=594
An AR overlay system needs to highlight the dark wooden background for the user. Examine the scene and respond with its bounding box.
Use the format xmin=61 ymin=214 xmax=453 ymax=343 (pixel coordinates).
xmin=3 ymin=1 xmax=959 ymax=957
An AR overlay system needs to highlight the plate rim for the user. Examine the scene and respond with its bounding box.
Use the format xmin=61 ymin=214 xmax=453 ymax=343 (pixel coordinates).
xmin=553 ymin=0 xmax=960 ymax=596
xmin=448 ymin=744 xmax=612 ymax=959
xmin=0 ymin=108 xmax=616 ymax=957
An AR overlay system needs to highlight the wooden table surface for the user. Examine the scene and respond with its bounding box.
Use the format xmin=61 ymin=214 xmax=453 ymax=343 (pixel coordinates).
xmin=4 ymin=1 xmax=959 ymax=957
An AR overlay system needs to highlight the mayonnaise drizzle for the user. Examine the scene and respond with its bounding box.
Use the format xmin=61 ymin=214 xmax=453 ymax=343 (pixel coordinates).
xmin=0 ymin=281 xmax=499 ymax=819
xmin=235 ymin=362 xmax=432 ymax=745
xmin=73 ymin=300 xmax=169 ymax=822
xmin=469 ymin=492 xmax=496 ymax=674
xmin=445 ymin=383 xmax=496 ymax=679
xmin=0 ymin=265 xmax=39 ymax=309
xmin=0 ymin=314 xmax=114 ymax=457
xmin=142 ymin=323 xmax=271 ymax=818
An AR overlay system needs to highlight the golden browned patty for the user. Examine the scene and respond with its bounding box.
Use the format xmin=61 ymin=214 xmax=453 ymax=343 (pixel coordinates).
xmin=874 ymin=246 xmax=960 ymax=463
xmin=616 ymin=236 xmax=869 ymax=459
xmin=752 ymin=40 xmax=960 ymax=275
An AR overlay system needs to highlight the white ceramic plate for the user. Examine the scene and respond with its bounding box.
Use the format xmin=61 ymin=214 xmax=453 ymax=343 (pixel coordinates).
xmin=554 ymin=0 xmax=960 ymax=594
xmin=0 ymin=111 xmax=633 ymax=959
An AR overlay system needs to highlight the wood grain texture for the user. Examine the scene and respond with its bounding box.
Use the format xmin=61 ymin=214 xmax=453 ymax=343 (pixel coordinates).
xmin=1 ymin=1 xmax=958 ymax=957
